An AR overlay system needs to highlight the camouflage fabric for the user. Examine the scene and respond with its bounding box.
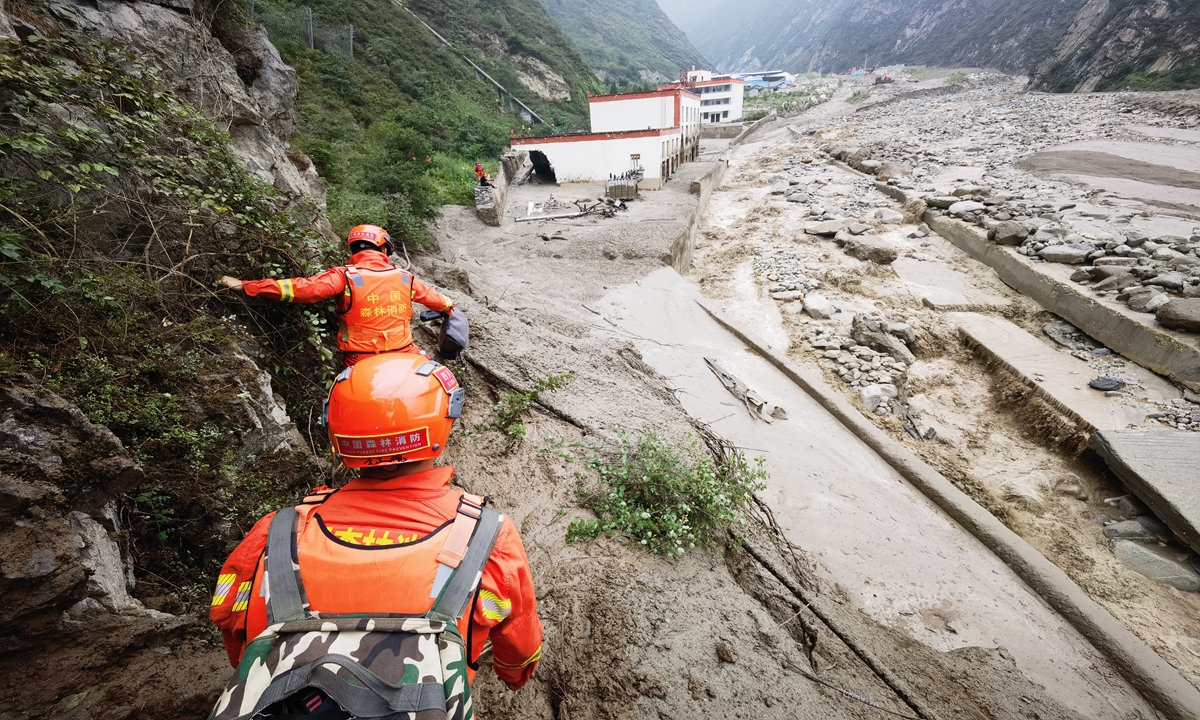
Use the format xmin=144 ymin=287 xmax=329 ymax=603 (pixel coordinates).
xmin=209 ymin=618 xmax=473 ymax=720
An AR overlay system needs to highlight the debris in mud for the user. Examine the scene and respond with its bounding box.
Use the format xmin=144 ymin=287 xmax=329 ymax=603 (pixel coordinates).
xmin=705 ymin=357 xmax=787 ymax=422
xmin=1088 ymin=377 xmax=1126 ymax=391
xmin=716 ymin=640 xmax=739 ymax=664
xmin=1042 ymin=319 xmax=1100 ymax=352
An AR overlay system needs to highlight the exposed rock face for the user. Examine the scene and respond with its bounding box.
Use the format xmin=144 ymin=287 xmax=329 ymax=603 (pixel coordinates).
xmin=660 ymin=0 xmax=1089 ymax=75
xmin=1032 ymin=0 xmax=1200 ymax=92
xmin=35 ymin=0 xmax=325 ymax=202
xmin=0 ymin=379 xmax=224 ymax=717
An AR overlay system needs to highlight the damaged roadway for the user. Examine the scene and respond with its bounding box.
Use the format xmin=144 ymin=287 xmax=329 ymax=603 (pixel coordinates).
xmin=431 ymin=136 xmax=1194 ymax=716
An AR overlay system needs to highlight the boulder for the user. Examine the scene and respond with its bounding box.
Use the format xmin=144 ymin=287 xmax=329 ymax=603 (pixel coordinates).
xmin=770 ymin=290 xmax=803 ymax=302
xmin=1039 ymin=243 xmax=1096 ymax=264
xmin=852 ymin=315 xmax=915 ymax=364
xmin=1127 ymin=287 xmax=1166 ymax=312
xmin=769 ymin=181 xmax=789 ymax=195
xmin=860 ymin=384 xmax=888 ymax=412
xmin=1145 ymin=294 xmax=1170 ymax=313
xmin=925 ymin=196 xmax=959 ymax=209
xmin=845 ymin=236 xmax=899 ymax=265
xmin=948 ymin=200 xmax=985 ymax=215
xmin=859 ymin=160 xmax=882 ymax=173
xmin=1093 ymin=271 xmax=1139 ymax=292
xmin=874 ymin=208 xmax=904 ymax=224
xmin=803 ymin=292 xmax=836 ymax=319
xmin=1157 ymin=299 xmax=1200 ymax=332
xmin=786 ymin=193 xmax=811 ymax=204
xmin=805 ymin=219 xmax=846 ymax=235
xmin=990 ymin=220 xmax=1029 ymax=246
xmin=1110 ymin=540 xmax=1200 ymax=593
xmin=1145 ymin=272 xmax=1187 ymax=291
xmin=952 ymin=185 xmax=990 ymax=197
xmin=848 ymin=223 xmax=872 ymax=236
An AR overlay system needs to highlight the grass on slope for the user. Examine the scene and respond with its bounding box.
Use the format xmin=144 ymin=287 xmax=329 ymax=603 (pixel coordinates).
xmin=538 ymin=0 xmax=708 ymax=83
xmin=256 ymin=0 xmax=601 ymax=243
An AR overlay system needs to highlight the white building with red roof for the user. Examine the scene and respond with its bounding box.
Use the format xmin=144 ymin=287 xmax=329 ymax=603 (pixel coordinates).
xmin=509 ymin=87 xmax=700 ymax=190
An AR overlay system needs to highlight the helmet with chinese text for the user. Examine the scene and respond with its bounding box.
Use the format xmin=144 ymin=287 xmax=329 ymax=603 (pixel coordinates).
xmin=325 ymin=353 xmax=463 ymax=469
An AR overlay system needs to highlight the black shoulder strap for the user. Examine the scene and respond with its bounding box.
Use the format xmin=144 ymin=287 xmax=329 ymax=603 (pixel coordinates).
xmin=265 ymin=506 xmax=307 ymax=624
xmin=427 ymin=507 xmax=502 ymax=624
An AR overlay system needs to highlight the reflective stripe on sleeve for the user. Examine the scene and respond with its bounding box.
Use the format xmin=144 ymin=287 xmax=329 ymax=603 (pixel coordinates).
xmin=279 ymin=279 xmax=295 ymax=302
xmin=494 ymin=645 xmax=542 ymax=670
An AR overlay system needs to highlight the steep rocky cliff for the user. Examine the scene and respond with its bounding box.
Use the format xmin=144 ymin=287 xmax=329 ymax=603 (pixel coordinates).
xmin=538 ymin=0 xmax=708 ymax=83
xmin=1032 ymin=0 xmax=1200 ymax=91
xmin=0 ymin=0 xmax=333 ymax=715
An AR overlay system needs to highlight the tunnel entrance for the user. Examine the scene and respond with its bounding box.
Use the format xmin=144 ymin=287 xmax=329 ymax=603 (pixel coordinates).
xmin=530 ymin=150 xmax=557 ymax=184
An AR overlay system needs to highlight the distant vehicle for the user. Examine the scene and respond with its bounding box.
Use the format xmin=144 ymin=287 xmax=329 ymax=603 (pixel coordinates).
xmin=874 ymin=75 xmax=894 ymax=85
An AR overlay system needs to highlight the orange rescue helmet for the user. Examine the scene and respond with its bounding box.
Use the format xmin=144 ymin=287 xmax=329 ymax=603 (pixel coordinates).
xmin=346 ymin=224 xmax=393 ymax=252
xmin=325 ymin=353 xmax=464 ymax=469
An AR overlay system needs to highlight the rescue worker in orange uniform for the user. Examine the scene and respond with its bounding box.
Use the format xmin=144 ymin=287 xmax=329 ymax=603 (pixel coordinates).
xmin=217 ymin=225 xmax=454 ymax=367
xmin=210 ymin=354 xmax=542 ymax=717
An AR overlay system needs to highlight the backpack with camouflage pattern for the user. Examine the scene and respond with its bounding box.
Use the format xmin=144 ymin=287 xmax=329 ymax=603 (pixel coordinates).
xmin=209 ymin=494 xmax=501 ymax=720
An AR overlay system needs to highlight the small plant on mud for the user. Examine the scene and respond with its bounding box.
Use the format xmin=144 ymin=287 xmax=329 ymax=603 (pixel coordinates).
xmin=491 ymin=373 xmax=572 ymax=437
xmin=567 ymin=430 xmax=767 ymax=557
xmin=848 ymin=89 xmax=871 ymax=105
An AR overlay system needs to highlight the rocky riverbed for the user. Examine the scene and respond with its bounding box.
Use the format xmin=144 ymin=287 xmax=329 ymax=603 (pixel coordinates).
xmin=691 ymin=71 xmax=1200 ymax=690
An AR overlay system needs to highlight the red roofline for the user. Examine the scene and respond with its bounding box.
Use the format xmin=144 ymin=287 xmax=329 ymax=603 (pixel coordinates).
xmin=588 ymin=87 xmax=698 ymax=103
xmin=511 ymin=127 xmax=681 ymax=146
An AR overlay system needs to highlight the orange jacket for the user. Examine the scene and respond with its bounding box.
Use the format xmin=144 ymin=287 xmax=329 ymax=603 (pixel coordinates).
xmin=210 ymin=466 xmax=542 ymax=690
xmin=241 ymin=250 xmax=454 ymax=355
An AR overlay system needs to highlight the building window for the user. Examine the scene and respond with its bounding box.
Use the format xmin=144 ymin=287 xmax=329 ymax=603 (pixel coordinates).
xmin=722 ymin=111 xmax=729 ymax=118
xmin=701 ymin=98 xmax=730 ymax=107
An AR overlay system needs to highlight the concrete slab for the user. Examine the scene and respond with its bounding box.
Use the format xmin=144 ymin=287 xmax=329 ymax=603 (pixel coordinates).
xmin=952 ymin=312 xmax=1181 ymax=432
xmin=893 ymin=258 xmax=1012 ymax=311
xmin=1090 ymin=431 xmax=1200 ymax=556
xmin=927 ymin=214 xmax=1200 ymax=392
xmin=598 ymin=268 xmax=1163 ymax=719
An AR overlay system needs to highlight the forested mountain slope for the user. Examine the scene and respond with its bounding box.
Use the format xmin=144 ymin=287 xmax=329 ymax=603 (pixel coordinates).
xmin=255 ymin=0 xmax=603 ymax=242
xmin=539 ymin=0 xmax=708 ymax=84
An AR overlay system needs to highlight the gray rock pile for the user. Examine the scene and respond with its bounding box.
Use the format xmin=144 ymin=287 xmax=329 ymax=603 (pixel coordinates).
xmin=806 ymin=314 xmax=920 ymax=416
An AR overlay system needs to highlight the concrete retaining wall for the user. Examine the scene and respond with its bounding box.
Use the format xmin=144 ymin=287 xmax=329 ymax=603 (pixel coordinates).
xmin=668 ymin=160 xmax=728 ymax=273
xmin=730 ymin=112 xmax=777 ymax=148
xmin=475 ymin=150 xmax=526 ymax=226
xmin=697 ymin=298 xmax=1200 ymax=720
xmin=926 ymin=214 xmax=1200 ymax=392
xmin=701 ymin=123 xmax=745 ymax=139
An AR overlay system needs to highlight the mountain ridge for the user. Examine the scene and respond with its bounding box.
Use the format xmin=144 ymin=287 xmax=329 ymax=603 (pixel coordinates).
xmin=539 ymin=0 xmax=708 ymax=84
xmin=656 ymin=0 xmax=1200 ymax=92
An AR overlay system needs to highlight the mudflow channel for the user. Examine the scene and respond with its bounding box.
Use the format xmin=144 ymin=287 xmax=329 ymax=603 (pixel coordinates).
xmin=605 ymin=83 xmax=1200 ymax=716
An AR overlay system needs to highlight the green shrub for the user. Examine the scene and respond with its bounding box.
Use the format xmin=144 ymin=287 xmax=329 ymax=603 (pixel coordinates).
xmin=491 ymin=373 xmax=572 ymax=437
xmin=848 ymin=89 xmax=871 ymax=104
xmin=567 ymin=430 xmax=767 ymax=557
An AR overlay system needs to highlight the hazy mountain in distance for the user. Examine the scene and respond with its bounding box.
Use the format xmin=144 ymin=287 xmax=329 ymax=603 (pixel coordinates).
xmin=655 ymin=0 xmax=1200 ymax=92
xmin=540 ymin=0 xmax=709 ymax=83
xmin=662 ymin=0 xmax=1087 ymax=74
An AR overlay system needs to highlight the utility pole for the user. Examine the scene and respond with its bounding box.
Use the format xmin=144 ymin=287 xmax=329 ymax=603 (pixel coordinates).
xmin=349 ymin=24 xmax=354 ymax=60
xmin=305 ymin=7 xmax=313 ymax=49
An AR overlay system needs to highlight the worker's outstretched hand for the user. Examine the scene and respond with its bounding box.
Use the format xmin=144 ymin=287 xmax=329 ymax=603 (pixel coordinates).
xmin=217 ymin=276 xmax=244 ymax=291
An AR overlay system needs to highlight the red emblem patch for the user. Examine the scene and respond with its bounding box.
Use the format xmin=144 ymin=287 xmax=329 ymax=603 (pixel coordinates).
xmin=334 ymin=427 xmax=430 ymax=458
xmin=433 ymin=367 xmax=459 ymax=392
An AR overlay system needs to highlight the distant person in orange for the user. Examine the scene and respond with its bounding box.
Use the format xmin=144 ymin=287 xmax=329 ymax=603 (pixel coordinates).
xmin=217 ymin=225 xmax=453 ymax=367
xmin=209 ymin=353 xmax=542 ymax=719
xmin=474 ymin=162 xmax=484 ymax=180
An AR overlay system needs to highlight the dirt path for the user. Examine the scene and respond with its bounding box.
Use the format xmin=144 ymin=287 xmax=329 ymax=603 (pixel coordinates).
xmin=685 ymin=79 xmax=1200 ymax=698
